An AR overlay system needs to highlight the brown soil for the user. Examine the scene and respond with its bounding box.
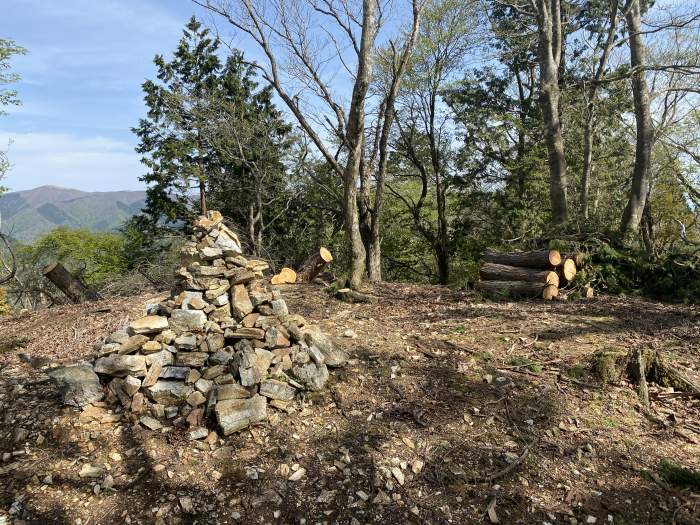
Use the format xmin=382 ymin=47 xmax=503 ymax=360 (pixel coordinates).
xmin=1 ymin=283 xmax=699 ymax=524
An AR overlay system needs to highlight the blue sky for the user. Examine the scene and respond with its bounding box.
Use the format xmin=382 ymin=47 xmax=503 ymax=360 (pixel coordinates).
xmin=1 ymin=0 xmax=219 ymax=192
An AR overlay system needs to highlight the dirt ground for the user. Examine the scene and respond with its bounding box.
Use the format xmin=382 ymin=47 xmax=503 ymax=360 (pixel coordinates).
xmin=1 ymin=283 xmax=699 ymax=524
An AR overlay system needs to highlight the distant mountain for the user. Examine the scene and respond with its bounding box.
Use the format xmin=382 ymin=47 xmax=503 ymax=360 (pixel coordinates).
xmin=0 ymin=185 xmax=147 ymax=242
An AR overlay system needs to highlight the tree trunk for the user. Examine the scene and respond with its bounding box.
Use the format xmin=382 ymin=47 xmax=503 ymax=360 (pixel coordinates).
xmin=580 ymin=0 xmax=618 ymax=220
xmin=436 ymin=241 xmax=449 ymax=285
xmin=480 ymin=262 xmax=560 ymax=286
xmin=536 ymin=0 xmax=568 ymax=224
xmin=43 ymin=262 xmax=100 ymax=303
xmin=580 ymin=111 xmax=594 ymax=219
xmin=435 ymin=172 xmax=449 ymax=285
xmin=297 ymin=248 xmax=333 ymax=282
xmin=620 ymin=0 xmax=654 ymax=239
xmin=343 ymin=0 xmax=376 ymax=289
xmin=199 ymin=178 xmax=207 ymax=215
xmin=483 ymin=249 xmax=562 ymax=268
xmin=477 ymin=280 xmax=558 ymax=300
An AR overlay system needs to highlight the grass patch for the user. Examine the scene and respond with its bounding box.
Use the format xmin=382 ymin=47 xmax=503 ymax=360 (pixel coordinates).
xmin=658 ymin=459 xmax=700 ymax=488
xmin=475 ymin=351 xmax=493 ymax=361
xmin=567 ymin=363 xmax=586 ymax=379
xmin=509 ymin=356 xmax=543 ymax=373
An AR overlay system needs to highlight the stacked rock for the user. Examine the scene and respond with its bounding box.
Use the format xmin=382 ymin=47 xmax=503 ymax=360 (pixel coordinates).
xmin=92 ymin=211 xmax=346 ymax=437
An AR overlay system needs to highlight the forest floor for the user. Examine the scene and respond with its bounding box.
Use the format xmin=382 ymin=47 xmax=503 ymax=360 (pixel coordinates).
xmin=0 ymin=283 xmax=699 ymax=525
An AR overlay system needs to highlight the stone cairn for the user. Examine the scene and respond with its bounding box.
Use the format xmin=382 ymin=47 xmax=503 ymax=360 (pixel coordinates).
xmin=91 ymin=211 xmax=346 ymax=438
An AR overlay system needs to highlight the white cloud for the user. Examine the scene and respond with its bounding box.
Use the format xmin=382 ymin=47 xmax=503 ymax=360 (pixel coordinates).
xmin=0 ymin=131 xmax=145 ymax=192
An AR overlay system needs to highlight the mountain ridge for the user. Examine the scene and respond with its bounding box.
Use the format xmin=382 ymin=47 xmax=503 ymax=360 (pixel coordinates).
xmin=0 ymin=185 xmax=147 ymax=241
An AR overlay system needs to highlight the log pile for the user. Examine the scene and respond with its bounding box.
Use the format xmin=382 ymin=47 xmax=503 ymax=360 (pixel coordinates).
xmin=478 ymin=249 xmax=586 ymax=300
xmin=81 ymin=211 xmax=346 ymax=438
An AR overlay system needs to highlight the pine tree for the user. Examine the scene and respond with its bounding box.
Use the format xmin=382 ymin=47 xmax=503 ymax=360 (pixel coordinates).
xmin=133 ymin=17 xmax=224 ymax=226
xmin=132 ymin=18 xmax=292 ymax=254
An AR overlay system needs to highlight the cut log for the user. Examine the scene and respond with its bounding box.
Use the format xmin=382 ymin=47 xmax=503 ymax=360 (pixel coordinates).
xmin=297 ymin=247 xmax=333 ymax=282
xmin=483 ymin=249 xmax=561 ymax=268
xmin=480 ymin=262 xmax=559 ymax=287
xmin=563 ymin=251 xmax=586 ymax=268
xmin=270 ymin=267 xmax=297 ymax=285
xmin=559 ymin=258 xmax=577 ymax=283
xmin=582 ymin=285 xmax=594 ymax=298
xmin=43 ymin=262 xmax=101 ymax=303
xmin=477 ymin=280 xmax=558 ymax=300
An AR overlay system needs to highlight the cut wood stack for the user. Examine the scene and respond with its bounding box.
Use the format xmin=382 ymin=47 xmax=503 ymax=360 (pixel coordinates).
xmin=477 ymin=249 xmax=583 ymax=300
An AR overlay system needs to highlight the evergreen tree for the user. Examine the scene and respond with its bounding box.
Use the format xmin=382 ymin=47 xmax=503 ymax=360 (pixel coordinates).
xmin=132 ymin=18 xmax=292 ymax=255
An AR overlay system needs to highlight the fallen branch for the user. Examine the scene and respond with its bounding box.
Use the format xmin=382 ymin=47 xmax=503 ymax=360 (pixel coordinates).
xmin=472 ymin=444 xmax=533 ymax=483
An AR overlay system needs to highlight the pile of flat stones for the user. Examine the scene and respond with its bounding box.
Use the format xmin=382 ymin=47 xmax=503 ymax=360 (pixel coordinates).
xmin=88 ymin=211 xmax=346 ymax=438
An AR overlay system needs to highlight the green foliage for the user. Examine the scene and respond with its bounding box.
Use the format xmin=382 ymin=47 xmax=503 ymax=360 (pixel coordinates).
xmin=19 ymin=227 xmax=128 ymax=285
xmin=589 ymin=244 xmax=700 ymax=302
xmin=1 ymin=38 xmax=27 ymax=190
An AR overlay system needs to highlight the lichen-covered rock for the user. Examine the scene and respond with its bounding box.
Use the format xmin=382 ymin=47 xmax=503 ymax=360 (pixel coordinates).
xmin=259 ymin=379 xmax=296 ymax=401
xmin=170 ymin=310 xmax=207 ymax=332
xmin=176 ymin=351 xmax=208 ymax=368
xmin=292 ymin=362 xmax=329 ymax=391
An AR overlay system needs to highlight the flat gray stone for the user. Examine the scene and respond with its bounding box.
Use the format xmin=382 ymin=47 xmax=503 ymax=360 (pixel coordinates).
xmin=292 ymin=362 xmax=329 ymax=391
xmin=159 ymin=366 xmax=190 ymax=379
xmin=215 ymin=394 xmax=266 ymax=435
xmin=170 ymin=310 xmax=207 ymax=332
xmin=176 ymin=351 xmax=208 ymax=367
xmin=94 ymin=355 xmax=147 ymax=377
xmin=47 ymin=364 xmax=104 ymax=407
xmin=259 ymin=379 xmax=296 ymax=401
xmin=305 ymin=330 xmax=347 ymax=367
xmin=146 ymin=380 xmax=193 ymax=404
xmin=217 ymin=383 xmax=251 ymax=401
xmin=129 ymin=315 xmax=169 ymax=335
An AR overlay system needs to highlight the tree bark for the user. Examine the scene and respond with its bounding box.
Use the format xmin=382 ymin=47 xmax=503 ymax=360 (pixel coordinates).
xmin=343 ymin=0 xmax=377 ymax=289
xmin=43 ymin=262 xmax=101 ymax=303
xmin=199 ymin=178 xmax=207 ymax=216
xmin=483 ymin=249 xmax=562 ymax=268
xmin=480 ymin=262 xmax=560 ymax=286
xmin=620 ymin=0 xmax=654 ymax=238
xmin=297 ymin=248 xmax=333 ymax=282
xmin=477 ymin=280 xmax=558 ymax=300
xmin=359 ymin=1 xmax=422 ymax=283
xmin=535 ymin=0 xmax=568 ymax=224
